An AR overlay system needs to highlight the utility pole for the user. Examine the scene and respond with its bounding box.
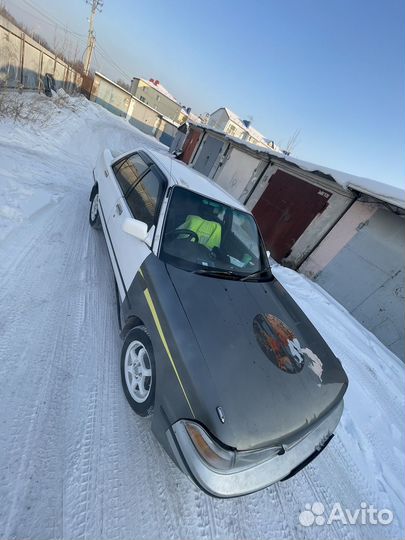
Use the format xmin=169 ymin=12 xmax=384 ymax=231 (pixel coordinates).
xmin=83 ymin=0 xmax=103 ymax=76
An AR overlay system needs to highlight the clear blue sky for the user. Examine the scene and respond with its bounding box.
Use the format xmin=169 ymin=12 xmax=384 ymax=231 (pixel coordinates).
xmin=7 ymin=0 xmax=405 ymax=188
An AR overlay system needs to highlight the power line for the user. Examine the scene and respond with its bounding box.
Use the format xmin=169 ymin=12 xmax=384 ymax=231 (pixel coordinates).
xmin=5 ymin=0 xmax=88 ymax=45
xmin=83 ymin=0 xmax=103 ymax=75
xmin=6 ymin=0 xmax=133 ymax=82
xmin=20 ymin=0 xmax=86 ymax=38
xmin=94 ymin=41 xmax=132 ymax=81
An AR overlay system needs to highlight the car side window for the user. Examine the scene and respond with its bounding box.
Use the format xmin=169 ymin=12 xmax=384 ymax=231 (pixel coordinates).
xmin=125 ymin=169 xmax=165 ymax=229
xmin=112 ymin=153 xmax=148 ymax=196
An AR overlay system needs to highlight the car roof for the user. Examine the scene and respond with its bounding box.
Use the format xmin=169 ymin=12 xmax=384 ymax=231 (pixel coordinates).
xmin=142 ymin=148 xmax=248 ymax=212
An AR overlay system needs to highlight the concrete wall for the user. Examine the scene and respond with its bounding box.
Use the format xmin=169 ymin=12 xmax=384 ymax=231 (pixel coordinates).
xmin=300 ymin=202 xmax=405 ymax=360
xmin=0 ymin=15 xmax=82 ymax=92
xmin=155 ymin=119 xmax=177 ymax=147
xmin=128 ymin=100 xmax=159 ymax=136
xmin=91 ymin=73 xmax=178 ymax=147
xmin=92 ymin=77 xmax=130 ymax=117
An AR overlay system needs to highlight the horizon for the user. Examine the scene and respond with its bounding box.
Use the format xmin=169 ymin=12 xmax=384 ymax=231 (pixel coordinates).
xmin=4 ymin=0 xmax=405 ymax=189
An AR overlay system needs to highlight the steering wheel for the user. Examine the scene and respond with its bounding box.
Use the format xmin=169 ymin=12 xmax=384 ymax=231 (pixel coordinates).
xmin=165 ymin=228 xmax=199 ymax=243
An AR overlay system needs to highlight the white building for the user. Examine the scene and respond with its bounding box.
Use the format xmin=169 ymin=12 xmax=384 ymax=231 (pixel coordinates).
xmin=207 ymin=107 xmax=278 ymax=150
xmin=130 ymin=77 xmax=182 ymax=123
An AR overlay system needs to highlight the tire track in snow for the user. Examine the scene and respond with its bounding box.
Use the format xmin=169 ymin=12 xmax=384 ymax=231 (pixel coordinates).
xmin=62 ymin=214 xmax=112 ymax=540
xmin=0 ymin=194 xmax=91 ymax=538
xmin=97 ymin=307 xmax=128 ymax=540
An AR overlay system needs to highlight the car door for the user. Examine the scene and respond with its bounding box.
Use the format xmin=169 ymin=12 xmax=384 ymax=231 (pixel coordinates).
xmin=108 ymin=163 xmax=167 ymax=301
xmin=97 ymin=150 xmax=149 ymax=224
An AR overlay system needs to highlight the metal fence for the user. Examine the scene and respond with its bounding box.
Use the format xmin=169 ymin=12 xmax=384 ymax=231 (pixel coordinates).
xmin=0 ymin=14 xmax=82 ymax=93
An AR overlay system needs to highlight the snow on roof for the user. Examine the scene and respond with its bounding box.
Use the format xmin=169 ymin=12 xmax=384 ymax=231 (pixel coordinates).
xmin=145 ymin=148 xmax=247 ymax=211
xmin=246 ymin=125 xmax=264 ymax=140
xmin=194 ymin=122 xmax=405 ymax=209
xmin=139 ymin=78 xmax=179 ymax=104
xmin=283 ymin=155 xmax=405 ymax=209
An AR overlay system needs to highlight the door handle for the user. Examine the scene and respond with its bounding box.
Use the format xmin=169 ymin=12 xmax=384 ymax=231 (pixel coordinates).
xmin=115 ymin=202 xmax=123 ymax=215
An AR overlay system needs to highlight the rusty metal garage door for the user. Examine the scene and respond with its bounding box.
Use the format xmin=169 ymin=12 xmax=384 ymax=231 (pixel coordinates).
xmin=181 ymin=128 xmax=202 ymax=164
xmin=253 ymin=170 xmax=331 ymax=262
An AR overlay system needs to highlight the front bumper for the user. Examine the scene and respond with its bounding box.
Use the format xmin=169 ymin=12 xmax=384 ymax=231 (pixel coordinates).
xmin=167 ymin=400 xmax=343 ymax=498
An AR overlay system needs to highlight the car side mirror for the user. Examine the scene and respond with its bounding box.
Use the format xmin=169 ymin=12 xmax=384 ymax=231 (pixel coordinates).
xmin=122 ymin=218 xmax=148 ymax=242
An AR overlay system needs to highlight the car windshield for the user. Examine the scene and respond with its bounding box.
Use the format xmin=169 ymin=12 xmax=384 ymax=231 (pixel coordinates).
xmin=160 ymin=186 xmax=270 ymax=279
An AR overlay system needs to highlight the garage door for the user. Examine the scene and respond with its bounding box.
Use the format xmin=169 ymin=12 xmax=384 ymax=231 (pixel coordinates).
xmin=181 ymin=128 xmax=202 ymax=164
xmin=253 ymin=170 xmax=331 ymax=262
xmin=193 ymin=135 xmax=223 ymax=177
xmin=215 ymin=148 xmax=261 ymax=200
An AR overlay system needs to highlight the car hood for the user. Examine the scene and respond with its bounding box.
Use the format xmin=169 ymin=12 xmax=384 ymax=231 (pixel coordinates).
xmin=166 ymin=264 xmax=348 ymax=450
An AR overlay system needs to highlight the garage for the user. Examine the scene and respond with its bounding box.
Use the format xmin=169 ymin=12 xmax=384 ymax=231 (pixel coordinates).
xmin=192 ymin=134 xmax=224 ymax=176
xmin=180 ymin=126 xmax=203 ymax=164
xmin=128 ymin=102 xmax=159 ymax=135
xmin=214 ymin=147 xmax=263 ymax=199
xmin=252 ymin=169 xmax=332 ymax=262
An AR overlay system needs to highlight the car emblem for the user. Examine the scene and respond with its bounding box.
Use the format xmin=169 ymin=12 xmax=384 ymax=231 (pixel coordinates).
xmin=253 ymin=314 xmax=323 ymax=380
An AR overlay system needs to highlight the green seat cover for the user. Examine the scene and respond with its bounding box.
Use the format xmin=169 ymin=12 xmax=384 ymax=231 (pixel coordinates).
xmin=180 ymin=215 xmax=222 ymax=249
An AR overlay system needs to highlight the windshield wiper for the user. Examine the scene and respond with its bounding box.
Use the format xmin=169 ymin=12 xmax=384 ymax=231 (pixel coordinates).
xmin=240 ymin=267 xmax=274 ymax=282
xmin=192 ymin=269 xmax=243 ymax=280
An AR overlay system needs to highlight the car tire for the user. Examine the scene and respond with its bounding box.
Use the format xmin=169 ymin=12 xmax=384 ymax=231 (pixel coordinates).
xmin=89 ymin=189 xmax=101 ymax=229
xmin=121 ymin=326 xmax=155 ymax=417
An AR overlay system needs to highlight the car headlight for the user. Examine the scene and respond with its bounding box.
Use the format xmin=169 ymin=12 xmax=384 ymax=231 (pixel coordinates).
xmin=183 ymin=421 xmax=235 ymax=471
xmin=182 ymin=420 xmax=283 ymax=472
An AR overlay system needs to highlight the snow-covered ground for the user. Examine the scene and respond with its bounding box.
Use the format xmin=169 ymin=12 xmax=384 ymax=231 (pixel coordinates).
xmin=0 ymin=92 xmax=404 ymax=540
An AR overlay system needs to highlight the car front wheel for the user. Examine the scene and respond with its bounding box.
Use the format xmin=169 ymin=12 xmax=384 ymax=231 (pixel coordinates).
xmin=89 ymin=190 xmax=101 ymax=229
xmin=121 ymin=326 xmax=155 ymax=416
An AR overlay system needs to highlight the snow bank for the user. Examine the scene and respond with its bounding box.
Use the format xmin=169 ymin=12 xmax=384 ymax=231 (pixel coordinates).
xmin=272 ymin=264 xmax=405 ymax=528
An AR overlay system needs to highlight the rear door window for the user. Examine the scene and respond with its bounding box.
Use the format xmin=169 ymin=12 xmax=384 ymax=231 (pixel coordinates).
xmin=112 ymin=153 xmax=148 ymax=196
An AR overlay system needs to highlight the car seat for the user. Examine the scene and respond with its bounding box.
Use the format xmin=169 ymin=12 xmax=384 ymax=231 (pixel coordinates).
xmin=179 ymin=215 xmax=222 ymax=250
